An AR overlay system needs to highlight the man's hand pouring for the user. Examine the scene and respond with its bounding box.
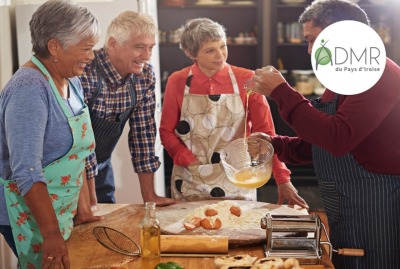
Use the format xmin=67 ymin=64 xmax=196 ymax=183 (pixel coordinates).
xmin=253 ymin=66 xmax=287 ymax=97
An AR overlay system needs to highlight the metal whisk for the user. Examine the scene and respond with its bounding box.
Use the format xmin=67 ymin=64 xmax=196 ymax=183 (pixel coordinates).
xmin=93 ymin=226 xmax=141 ymax=256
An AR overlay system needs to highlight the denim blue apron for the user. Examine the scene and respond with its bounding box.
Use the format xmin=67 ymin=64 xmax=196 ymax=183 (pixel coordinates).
xmin=87 ymin=58 xmax=136 ymax=203
xmin=311 ymin=95 xmax=400 ymax=269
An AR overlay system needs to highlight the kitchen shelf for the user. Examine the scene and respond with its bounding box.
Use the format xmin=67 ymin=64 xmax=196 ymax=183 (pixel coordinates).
xmin=157 ymin=0 xmax=264 ymax=90
xmin=271 ymin=0 xmax=400 ymax=87
xmin=271 ymin=0 xmax=400 ymax=70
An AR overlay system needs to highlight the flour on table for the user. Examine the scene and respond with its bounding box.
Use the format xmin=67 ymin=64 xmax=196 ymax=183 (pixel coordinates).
xmin=183 ymin=200 xmax=268 ymax=230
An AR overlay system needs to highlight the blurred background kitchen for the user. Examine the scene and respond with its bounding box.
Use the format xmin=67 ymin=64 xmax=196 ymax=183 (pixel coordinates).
xmin=1 ymin=0 xmax=399 ymax=266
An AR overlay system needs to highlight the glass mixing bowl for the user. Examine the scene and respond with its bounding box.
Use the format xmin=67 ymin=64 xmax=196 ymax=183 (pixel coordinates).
xmin=220 ymin=137 xmax=274 ymax=189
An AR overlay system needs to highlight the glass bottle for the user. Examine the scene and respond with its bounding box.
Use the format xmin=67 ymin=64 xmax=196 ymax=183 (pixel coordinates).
xmin=140 ymin=202 xmax=160 ymax=269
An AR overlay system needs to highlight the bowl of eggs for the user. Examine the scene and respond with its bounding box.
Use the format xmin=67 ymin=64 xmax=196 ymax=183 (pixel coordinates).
xmin=220 ymin=137 xmax=274 ymax=189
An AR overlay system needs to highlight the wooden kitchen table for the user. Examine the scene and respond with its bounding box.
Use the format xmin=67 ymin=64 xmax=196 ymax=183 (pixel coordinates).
xmin=66 ymin=204 xmax=334 ymax=269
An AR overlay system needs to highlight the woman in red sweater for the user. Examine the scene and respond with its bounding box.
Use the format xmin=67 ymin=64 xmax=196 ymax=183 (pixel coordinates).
xmin=160 ymin=18 xmax=307 ymax=206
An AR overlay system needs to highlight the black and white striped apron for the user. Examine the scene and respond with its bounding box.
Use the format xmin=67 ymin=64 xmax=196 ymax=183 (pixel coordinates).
xmin=311 ymin=96 xmax=400 ymax=269
xmin=87 ymin=59 xmax=136 ymax=203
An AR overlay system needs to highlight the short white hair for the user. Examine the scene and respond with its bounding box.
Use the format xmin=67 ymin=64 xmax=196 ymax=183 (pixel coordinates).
xmin=105 ymin=11 xmax=158 ymax=47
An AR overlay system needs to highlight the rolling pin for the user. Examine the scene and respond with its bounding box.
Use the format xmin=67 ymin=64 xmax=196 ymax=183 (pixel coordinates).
xmin=160 ymin=235 xmax=229 ymax=254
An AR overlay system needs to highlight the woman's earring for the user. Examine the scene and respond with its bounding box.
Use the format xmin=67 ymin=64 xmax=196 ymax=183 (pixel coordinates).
xmin=53 ymin=58 xmax=58 ymax=63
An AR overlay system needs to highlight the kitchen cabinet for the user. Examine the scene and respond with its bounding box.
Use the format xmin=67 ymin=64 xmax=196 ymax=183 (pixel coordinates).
xmin=270 ymin=0 xmax=400 ymax=72
xmin=157 ymin=0 xmax=265 ymax=194
xmin=157 ymin=0 xmax=264 ymax=91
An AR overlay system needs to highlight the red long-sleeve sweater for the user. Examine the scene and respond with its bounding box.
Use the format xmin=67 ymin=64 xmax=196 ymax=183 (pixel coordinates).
xmin=271 ymin=58 xmax=400 ymax=175
xmin=160 ymin=63 xmax=291 ymax=184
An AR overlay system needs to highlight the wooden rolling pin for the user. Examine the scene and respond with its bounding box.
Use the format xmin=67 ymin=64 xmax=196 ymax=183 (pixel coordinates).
xmin=160 ymin=235 xmax=229 ymax=254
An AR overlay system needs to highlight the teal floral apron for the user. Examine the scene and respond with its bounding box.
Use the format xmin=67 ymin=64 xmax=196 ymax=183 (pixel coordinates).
xmin=0 ymin=56 xmax=95 ymax=268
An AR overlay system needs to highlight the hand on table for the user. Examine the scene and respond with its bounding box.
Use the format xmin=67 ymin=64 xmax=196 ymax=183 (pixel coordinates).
xmin=147 ymin=195 xmax=177 ymax=207
xmin=73 ymin=209 xmax=103 ymax=226
xmin=277 ymin=182 xmax=309 ymax=209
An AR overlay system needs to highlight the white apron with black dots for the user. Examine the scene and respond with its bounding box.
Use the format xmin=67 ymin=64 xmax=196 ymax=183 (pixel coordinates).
xmin=171 ymin=66 xmax=256 ymax=201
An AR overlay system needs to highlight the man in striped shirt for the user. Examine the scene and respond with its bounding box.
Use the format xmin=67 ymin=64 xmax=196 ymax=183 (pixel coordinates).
xmin=80 ymin=11 xmax=175 ymax=206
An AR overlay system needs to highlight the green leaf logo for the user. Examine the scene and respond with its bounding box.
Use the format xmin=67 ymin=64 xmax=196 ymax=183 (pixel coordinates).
xmin=314 ymin=39 xmax=332 ymax=70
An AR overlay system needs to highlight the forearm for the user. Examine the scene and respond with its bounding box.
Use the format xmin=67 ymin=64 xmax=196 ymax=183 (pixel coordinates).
xmin=271 ymin=83 xmax=395 ymax=156
xmin=74 ymin=170 xmax=102 ymax=225
xmin=137 ymin=172 xmax=176 ymax=206
xmin=168 ymin=143 xmax=198 ymax=167
xmin=24 ymin=182 xmax=61 ymax=239
xmin=77 ymin=170 xmax=91 ymax=213
xmin=138 ymin=172 xmax=156 ymax=202
xmin=129 ymin=91 xmax=162 ymax=172
xmin=271 ymin=155 xmax=291 ymax=185
xmin=160 ymin=128 xmax=186 ymax=158
xmin=160 ymin=74 xmax=197 ymax=166
xmin=272 ymin=135 xmax=313 ymax=164
xmin=24 ymin=182 xmax=70 ymax=268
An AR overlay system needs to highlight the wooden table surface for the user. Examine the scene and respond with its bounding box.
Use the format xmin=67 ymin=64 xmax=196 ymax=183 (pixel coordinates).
xmin=66 ymin=204 xmax=334 ymax=269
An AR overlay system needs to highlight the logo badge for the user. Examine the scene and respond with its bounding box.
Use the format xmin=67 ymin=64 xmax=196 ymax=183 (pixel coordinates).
xmin=311 ymin=20 xmax=386 ymax=95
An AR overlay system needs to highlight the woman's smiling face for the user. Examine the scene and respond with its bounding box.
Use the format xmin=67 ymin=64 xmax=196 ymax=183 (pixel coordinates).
xmin=56 ymin=36 xmax=97 ymax=78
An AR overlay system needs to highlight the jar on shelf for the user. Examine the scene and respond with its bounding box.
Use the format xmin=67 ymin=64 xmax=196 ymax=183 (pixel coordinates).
xmin=291 ymin=70 xmax=315 ymax=96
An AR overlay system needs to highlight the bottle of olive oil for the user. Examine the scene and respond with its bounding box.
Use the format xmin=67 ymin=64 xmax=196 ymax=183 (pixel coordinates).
xmin=140 ymin=202 xmax=160 ymax=269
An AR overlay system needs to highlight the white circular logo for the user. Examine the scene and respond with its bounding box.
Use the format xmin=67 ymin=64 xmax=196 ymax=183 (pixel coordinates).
xmin=311 ymin=20 xmax=386 ymax=95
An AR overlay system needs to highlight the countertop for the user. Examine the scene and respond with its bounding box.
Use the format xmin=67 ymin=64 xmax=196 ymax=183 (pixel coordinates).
xmin=66 ymin=203 xmax=334 ymax=269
